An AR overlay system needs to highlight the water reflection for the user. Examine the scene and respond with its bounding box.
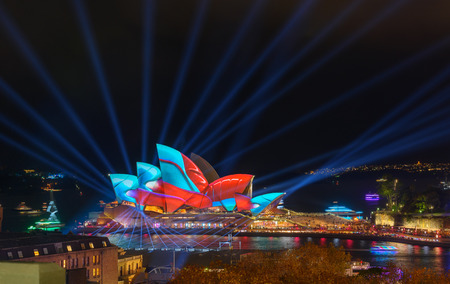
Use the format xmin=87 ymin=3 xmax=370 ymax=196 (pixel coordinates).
xmin=106 ymin=234 xmax=450 ymax=272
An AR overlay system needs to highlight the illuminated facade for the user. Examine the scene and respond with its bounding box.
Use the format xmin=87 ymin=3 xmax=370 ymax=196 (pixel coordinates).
xmin=110 ymin=144 xmax=284 ymax=216
xmin=325 ymin=205 xmax=363 ymax=220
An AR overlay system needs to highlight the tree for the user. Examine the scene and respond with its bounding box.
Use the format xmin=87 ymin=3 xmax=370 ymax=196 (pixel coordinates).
xmin=170 ymin=245 xmax=450 ymax=283
xmin=378 ymin=174 xmax=400 ymax=211
xmin=171 ymin=243 xmax=352 ymax=284
xmin=413 ymin=189 xmax=441 ymax=213
xmin=415 ymin=195 xmax=428 ymax=213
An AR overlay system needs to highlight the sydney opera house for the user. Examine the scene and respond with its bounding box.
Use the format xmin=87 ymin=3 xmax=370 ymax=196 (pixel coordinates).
xmin=96 ymin=144 xmax=286 ymax=230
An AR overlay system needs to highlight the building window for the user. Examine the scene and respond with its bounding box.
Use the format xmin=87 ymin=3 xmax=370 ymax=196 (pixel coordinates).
xmin=43 ymin=247 xmax=48 ymax=255
xmin=75 ymin=258 xmax=78 ymax=268
xmin=136 ymin=263 xmax=139 ymax=271
xmin=93 ymin=268 xmax=96 ymax=277
xmin=17 ymin=251 xmax=23 ymax=258
xmin=82 ymin=257 xmax=85 ymax=267
xmin=7 ymin=252 xmax=13 ymax=259
xmin=86 ymin=269 xmax=89 ymax=278
xmin=102 ymin=241 xmax=107 ymax=247
xmin=97 ymin=268 xmax=100 ymax=277
xmin=81 ymin=243 xmax=86 ymax=250
xmin=62 ymin=259 xmax=66 ymax=268
xmin=120 ymin=266 xmax=123 ymax=276
xmin=97 ymin=255 xmax=100 ymax=264
xmin=33 ymin=249 xmax=39 ymax=256
xmin=86 ymin=256 xmax=89 ymax=266
xmin=89 ymin=242 xmax=94 ymax=249
xmin=66 ymin=245 xmax=72 ymax=252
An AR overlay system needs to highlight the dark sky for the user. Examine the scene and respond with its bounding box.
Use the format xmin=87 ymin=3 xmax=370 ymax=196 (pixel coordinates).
xmin=0 ymin=0 xmax=450 ymax=183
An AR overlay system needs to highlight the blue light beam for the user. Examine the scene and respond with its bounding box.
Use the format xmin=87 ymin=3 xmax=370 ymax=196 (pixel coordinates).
xmin=141 ymin=0 xmax=155 ymax=162
xmin=173 ymin=0 xmax=268 ymax=148
xmin=329 ymin=67 xmax=450 ymax=169
xmin=0 ymin=133 xmax=113 ymax=197
xmin=182 ymin=0 xmax=317 ymax=152
xmin=209 ymin=36 xmax=450 ymax=164
xmin=254 ymin=149 xmax=340 ymax=185
xmin=157 ymin=0 xmax=209 ymax=146
xmin=0 ymin=3 xmax=115 ymax=173
xmin=284 ymin=92 xmax=450 ymax=196
xmin=0 ymin=78 xmax=109 ymax=183
xmin=72 ymin=0 xmax=132 ymax=173
xmin=193 ymin=0 xmax=407 ymax=154
xmin=0 ymin=113 xmax=109 ymax=191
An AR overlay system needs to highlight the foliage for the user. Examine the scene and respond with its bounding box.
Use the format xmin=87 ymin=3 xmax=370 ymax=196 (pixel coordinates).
xmin=412 ymin=188 xmax=442 ymax=213
xmin=170 ymin=243 xmax=351 ymax=284
xmin=415 ymin=194 xmax=428 ymax=213
xmin=170 ymin=244 xmax=450 ymax=284
xmin=401 ymin=267 xmax=450 ymax=284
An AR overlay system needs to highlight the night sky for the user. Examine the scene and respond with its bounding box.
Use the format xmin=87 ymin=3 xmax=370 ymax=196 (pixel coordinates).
xmin=1 ymin=0 xmax=450 ymax=186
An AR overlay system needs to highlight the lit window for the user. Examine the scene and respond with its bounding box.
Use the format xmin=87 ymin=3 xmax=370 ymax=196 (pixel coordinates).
xmin=92 ymin=255 xmax=95 ymax=264
xmin=17 ymin=251 xmax=23 ymax=258
xmin=33 ymin=249 xmax=39 ymax=256
xmin=43 ymin=247 xmax=48 ymax=255
xmin=97 ymin=255 xmax=100 ymax=264
xmin=62 ymin=259 xmax=66 ymax=268
xmin=66 ymin=245 xmax=72 ymax=252
xmin=93 ymin=268 xmax=96 ymax=277
xmin=97 ymin=268 xmax=100 ymax=277
xmin=7 ymin=252 xmax=13 ymax=259
xmin=102 ymin=241 xmax=107 ymax=247
xmin=81 ymin=243 xmax=86 ymax=250
xmin=89 ymin=242 xmax=94 ymax=249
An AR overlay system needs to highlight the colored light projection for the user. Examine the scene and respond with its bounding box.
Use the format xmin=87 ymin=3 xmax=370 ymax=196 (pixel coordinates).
xmin=110 ymin=144 xmax=284 ymax=216
xmin=365 ymin=193 xmax=380 ymax=201
xmin=370 ymin=246 xmax=398 ymax=251
xmin=325 ymin=205 xmax=363 ymax=220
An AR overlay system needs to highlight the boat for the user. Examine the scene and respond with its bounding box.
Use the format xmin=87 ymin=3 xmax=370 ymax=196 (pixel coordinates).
xmin=29 ymin=192 xmax=64 ymax=232
xmin=365 ymin=193 xmax=380 ymax=201
xmin=33 ymin=220 xmax=65 ymax=231
xmin=13 ymin=202 xmax=32 ymax=211
xmin=22 ymin=210 xmax=43 ymax=216
xmin=370 ymin=246 xmax=397 ymax=251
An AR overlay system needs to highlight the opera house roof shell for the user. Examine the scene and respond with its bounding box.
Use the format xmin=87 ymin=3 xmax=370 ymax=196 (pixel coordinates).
xmin=110 ymin=144 xmax=284 ymax=216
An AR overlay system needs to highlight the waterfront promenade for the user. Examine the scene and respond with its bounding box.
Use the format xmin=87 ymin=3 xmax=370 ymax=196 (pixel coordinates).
xmin=235 ymin=229 xmax=450 ymax=248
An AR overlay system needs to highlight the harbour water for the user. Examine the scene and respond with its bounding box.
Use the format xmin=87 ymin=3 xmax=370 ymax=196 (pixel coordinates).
xmin=107 ymin=234 xmax=450 ymax=273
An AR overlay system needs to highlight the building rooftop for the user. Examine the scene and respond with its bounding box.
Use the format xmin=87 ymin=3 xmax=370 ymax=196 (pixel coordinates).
xmin=0 ymin=232 xmax=115 ymax=260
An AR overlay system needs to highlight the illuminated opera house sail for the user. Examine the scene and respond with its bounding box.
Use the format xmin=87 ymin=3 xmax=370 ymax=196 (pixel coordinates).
xmin=109 ymin=144 xmax=284 ymax=216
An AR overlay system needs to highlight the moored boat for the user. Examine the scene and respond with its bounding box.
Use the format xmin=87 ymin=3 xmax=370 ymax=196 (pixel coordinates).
xmin=13 ymin=202 xmax=32 ymax=211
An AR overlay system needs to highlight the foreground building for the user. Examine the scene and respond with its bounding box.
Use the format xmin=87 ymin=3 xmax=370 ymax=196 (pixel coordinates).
xmin=0 ymin=232 xmax=118 ymax=284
